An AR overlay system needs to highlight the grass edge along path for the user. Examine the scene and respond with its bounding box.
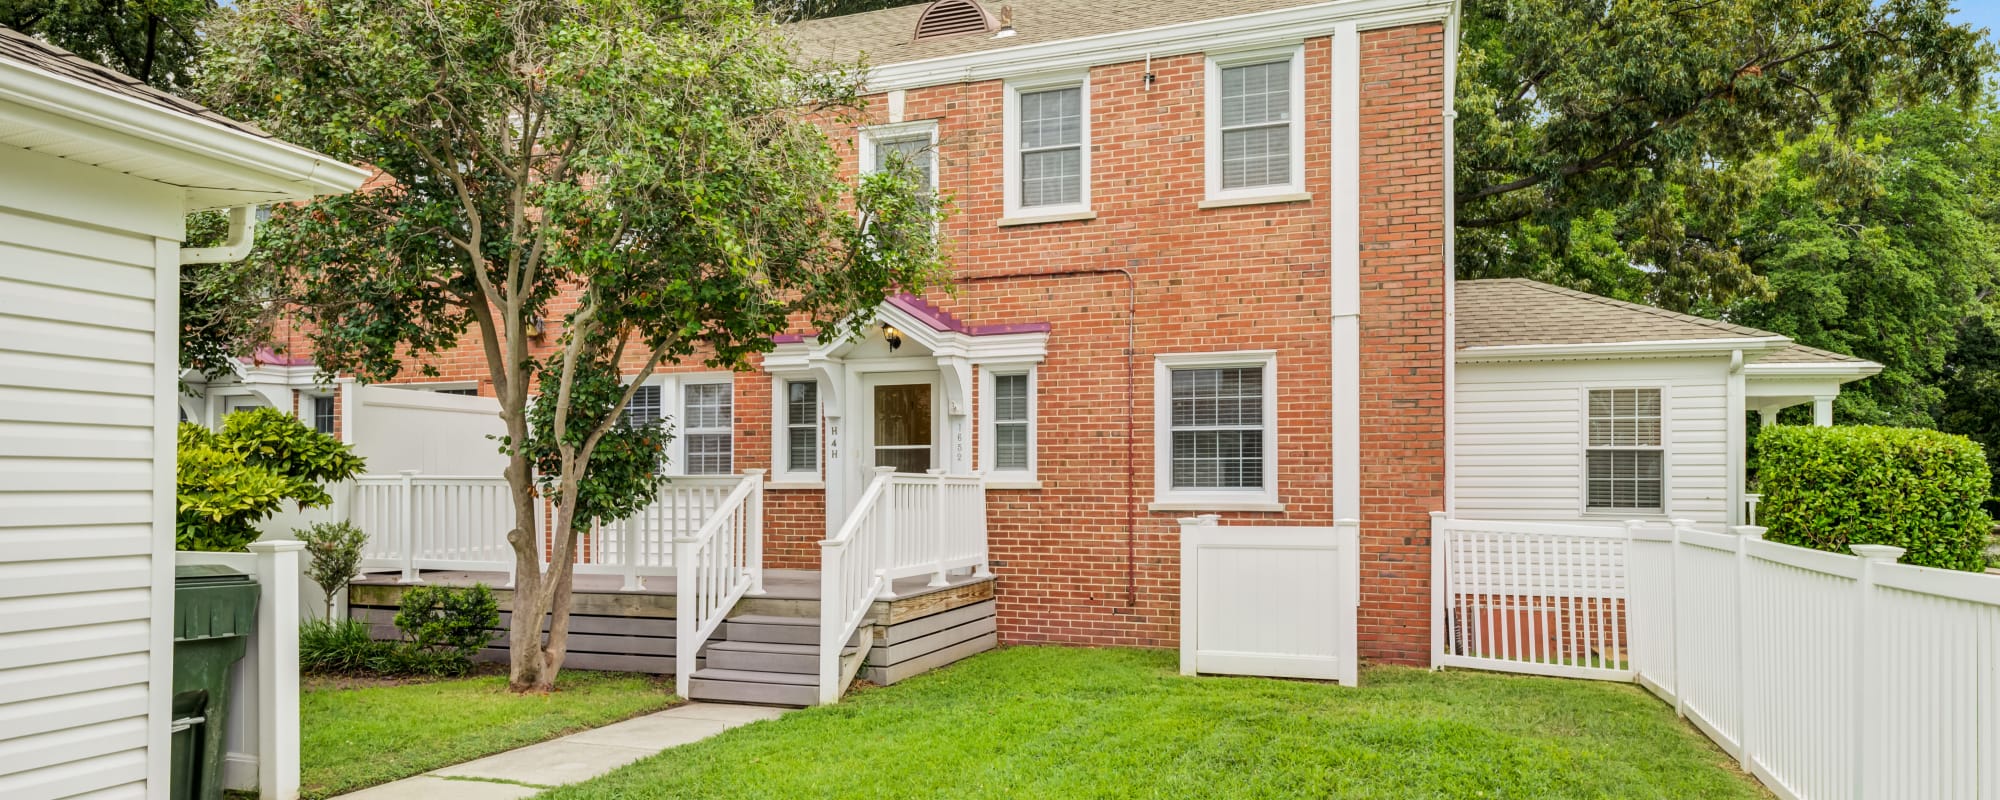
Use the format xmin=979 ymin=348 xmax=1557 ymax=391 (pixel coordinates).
xmin=301 ymin=670 xmax=675 ymax=799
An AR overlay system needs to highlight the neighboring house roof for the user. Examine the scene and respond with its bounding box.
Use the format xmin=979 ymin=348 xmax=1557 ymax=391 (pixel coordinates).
xmin=787 ymin=0 xmax=1331 ymax=65
xmin=1455 ymin=279 xmax=1878 ymax=372
xmin=0 ymin=24 xmax=366 ymax=210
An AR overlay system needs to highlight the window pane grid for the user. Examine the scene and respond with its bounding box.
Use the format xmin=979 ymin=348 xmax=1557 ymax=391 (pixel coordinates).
xmin=1019 ymin=87 xmax=1082 ymax=207
xmin=1586 ymin=388 xmax=1663 ymax=510
xmin=313 ymin=396 xmax=336 ymax=435
xmin=1169 ymin=366 xmax=1264 ymax=489
xmin=786 ymin=381 xmax=817 ymax=474
xmin=992 ymin=373 xmax=1030 ymax=472
xmin=624 ymin=384 xmax=663 ymax=428
xmin=683 ymin=383 xmax=733 ymax=474
xmin=1218 ymin=60 xmax=1292 ymax=190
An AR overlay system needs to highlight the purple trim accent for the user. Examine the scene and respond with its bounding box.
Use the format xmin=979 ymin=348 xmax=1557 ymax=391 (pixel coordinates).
xmin=888 ymin=293 xmax=1050 ymax=337
xmin=771 ymin=333 xmax=813 ymax=344
xmin=239 ymin=347 xmax=315 ymax=367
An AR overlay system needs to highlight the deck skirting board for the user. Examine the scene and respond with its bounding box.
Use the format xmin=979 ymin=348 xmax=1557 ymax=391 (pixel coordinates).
xmin=863 ymin=632 xmax=999 ymax=685
xmin=871 ymin=615 xmax=997 ymax=666
xmin=872 ymin=600 xmax=995 ymax=645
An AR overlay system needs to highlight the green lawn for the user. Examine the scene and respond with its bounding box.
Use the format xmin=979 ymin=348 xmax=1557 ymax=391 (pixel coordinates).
xmin=538 ymin=647 xmax=1765 ymax=800
xmin=301 ymin=670 xmax=674 ymax=799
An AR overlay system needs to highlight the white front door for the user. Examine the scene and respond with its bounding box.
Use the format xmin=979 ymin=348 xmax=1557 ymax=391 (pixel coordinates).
xmin=853 ymin=371 xmax=943 ymax=504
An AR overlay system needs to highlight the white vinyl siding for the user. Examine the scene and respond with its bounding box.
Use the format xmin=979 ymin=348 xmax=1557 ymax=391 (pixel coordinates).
xmin=0 ymin=160 xmax=178 ymax=799
xmin=1453 ymin=359 xmax=1731 ymax=525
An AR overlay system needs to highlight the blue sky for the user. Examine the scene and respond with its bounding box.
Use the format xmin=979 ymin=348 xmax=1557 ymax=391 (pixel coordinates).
xmin=1953 ymin=1 xmax=2000 ymax=42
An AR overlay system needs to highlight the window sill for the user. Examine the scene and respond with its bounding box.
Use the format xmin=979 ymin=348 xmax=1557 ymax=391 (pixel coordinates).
xmin=1198 ymin=191 xmax=1311 ymax=210
xmin=986 ymin=478 xmax=1042 ymax=490
xmin=997 ymin=210 xmax=1097 ymax=227
xmin=765 ymin=480 xmax=824 ymax=490
xmin=1149 ymin=500 xmax=1287 ymax=513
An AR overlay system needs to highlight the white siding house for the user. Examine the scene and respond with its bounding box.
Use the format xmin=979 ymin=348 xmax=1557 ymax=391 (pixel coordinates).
xmin=1451 ymin=280 xmax=1881 ymax=529
xmin=0 ymin=28 xmax=364 ymax=799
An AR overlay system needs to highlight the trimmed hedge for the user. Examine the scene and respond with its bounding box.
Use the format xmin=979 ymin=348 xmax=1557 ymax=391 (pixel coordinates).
xmin=1758 ymin=425 xmax=1994 ymax=571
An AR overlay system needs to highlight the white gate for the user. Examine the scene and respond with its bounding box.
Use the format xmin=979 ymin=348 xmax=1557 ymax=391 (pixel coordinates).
xmin=1178 ymin=517 xmax=1359 ymax=685
xmin=1430 ymin=513 xmax=1636 ymax=681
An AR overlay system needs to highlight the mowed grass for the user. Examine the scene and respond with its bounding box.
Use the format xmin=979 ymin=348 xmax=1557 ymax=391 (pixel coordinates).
xmin=539 ymin=647 xmax=1766 ymax=800
xmin=301 ymin=670 xmax=674 ymax=799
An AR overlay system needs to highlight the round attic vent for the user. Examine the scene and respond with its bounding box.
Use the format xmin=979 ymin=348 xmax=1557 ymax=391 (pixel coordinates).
xmin=912 ymin=0 xmax=996 ymax=41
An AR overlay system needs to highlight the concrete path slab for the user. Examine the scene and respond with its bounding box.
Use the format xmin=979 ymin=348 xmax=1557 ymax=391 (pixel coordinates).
xmin=334 ymin=775 xmax=542 ymax=800
xmin=331 ymin=702 xmax=787 ymax=800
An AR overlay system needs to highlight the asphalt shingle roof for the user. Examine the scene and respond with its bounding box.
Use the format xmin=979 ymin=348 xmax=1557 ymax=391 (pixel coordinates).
xmin=785 ymin=0 xmax=1333 ymax=66
xmin=1455 ymin=279 xmax=1870 ymax=366
xmin=0 ymin=24 xmax=270 ymax=139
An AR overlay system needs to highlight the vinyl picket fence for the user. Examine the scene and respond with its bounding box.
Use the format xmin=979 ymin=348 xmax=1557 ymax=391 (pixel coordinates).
xmin=1433 ymin=514 xmax=2000 ymax=800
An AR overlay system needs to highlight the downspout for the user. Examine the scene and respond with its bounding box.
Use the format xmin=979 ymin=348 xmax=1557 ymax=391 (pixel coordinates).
xmin=1442 ymin=2 xmax=1460 ymax=515
xmin=1727 ymin=349 xmax=1746 ymax=527
xmin=956 ymin=267 xmax=1139 ymax=607
xmin=180 ymin=205 xmax=258 ymax=264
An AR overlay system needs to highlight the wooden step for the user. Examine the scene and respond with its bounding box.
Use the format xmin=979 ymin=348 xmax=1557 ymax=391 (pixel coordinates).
xmin=705 ymin=640 xmax=857 ymax=674
xmin=722 ymin=615 xmax=817 ymax=645
xmin=686 ymin=667 xmax=819 ymax=707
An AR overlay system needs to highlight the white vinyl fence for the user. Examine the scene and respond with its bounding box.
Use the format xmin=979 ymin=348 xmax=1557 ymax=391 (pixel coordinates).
xmin=1433 ymin=513 xmax=2000 ymax=800
xmin=1179 ymin=516 xmax=1360 ymax=684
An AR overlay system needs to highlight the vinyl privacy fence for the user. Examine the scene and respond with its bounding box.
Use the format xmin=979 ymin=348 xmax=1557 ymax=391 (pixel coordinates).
xmin=1433 ymin=515 xmax=2000 ymax=800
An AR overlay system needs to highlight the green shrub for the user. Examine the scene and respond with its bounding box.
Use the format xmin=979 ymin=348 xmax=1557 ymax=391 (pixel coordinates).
xmin=393 ymin=584 xmax=501 ymax=673
xmin=300 ymin=521 xmax=369 ymax=620
xmin=176 ymin=409 xmax=366 ymax=551
xmin=300 ymin=619 xmax=401 ymax=674
xmin=1758 ymin=425 xmax=1994 ymax=571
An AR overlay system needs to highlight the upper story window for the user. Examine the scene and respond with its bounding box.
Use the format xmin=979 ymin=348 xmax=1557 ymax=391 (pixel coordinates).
xmin=860 ymin=121 xmax=939 ymax=193
xmin=312 ymin=395 xmax=337 ymax=435
xmin=1585 ymin=388 xmax=1664 ymax=513
xmin=1003 ymin=73 xmax=1091 ymax=221
xmin=1205 ymin=46 xmax=1307 ymax=205
xmin=1152 ymin=351 xmax=1281 ymax=511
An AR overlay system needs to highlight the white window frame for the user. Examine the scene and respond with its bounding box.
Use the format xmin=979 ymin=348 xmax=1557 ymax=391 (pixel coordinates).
xmin=1579 ymin=385 xmax=1671 ymax=517
xmin=622 ymin=373 xmax=738 ymax=477
xmin=309 ymin=393 xmax=337 ymax=435
xmin=1002 ymin=71 xmax=1092 ymax=223
xmin=771 ymin=375 xmax=823 ymax=487
xmin=980 ymin=365 xmax=1039 ymax=489
xmin=388 ymin=380 xmax=479 ymax=395
xmin=1204 ymin=44 xmax=1308 ymax=207
xmin=858 ymin=120 xmax=940 ymax=195
xmin=1151 ymin=351 xmax=1281 ymax=512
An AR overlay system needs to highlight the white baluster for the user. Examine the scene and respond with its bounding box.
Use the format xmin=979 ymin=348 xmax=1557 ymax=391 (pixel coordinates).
xmin=397 ymin=469 xmax=420 ymax=583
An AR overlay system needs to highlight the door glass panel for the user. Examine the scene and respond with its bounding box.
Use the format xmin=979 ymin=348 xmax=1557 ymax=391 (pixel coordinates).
xmin=874 ymin=384 xmax=932 ymax=473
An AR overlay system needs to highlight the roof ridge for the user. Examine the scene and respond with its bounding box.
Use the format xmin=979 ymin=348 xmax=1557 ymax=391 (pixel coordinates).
xmin=1486 ymin=278 xmax=1783 ymax=341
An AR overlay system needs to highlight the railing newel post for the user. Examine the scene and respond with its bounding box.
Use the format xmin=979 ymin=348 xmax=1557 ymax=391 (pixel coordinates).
xmin=876 ymin=467 xmax=899 ymax=600
xmin=1668 ymin=519 xmax=1695 ymax=719
xmin=746 ymin=469 xmax=766 ymax=596
xmin=674 ymin=530 xmax=694 ymax=698
xmin=927 ymin=468 xmax=949 ymax=587
xmin=1429 ymin=511 xmax=1448 ymax=670
xmin=973 ymin=470 xmax=992 ymax=578
xmin=397 ymin=469 xmax=420 ymax=583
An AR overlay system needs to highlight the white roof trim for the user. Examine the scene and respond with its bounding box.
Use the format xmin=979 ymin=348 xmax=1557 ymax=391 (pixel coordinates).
xmin=1456 ymin=336 xmax=1793 ymax=363
xmin=860 ymin=0 xmax=1455 ymax=92
xmin=1743 ymin=360 xmax=1883 ymax=380
xmin=0 ymin=57 xmax=367 ymax=206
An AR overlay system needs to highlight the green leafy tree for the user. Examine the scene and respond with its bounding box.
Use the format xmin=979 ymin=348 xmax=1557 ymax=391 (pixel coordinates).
xmin=1730 ymin=103 xmax=2000 ymax=428
xmin=1 ymin=0 xmax=216 ymax=93
xmin=300 ymin=521 xmax=369 ymax=620
xmin=177 ymin=409 xmax=366 ymax=551
xmin=202 ymin=0 xmax=948 ymax=691
xmin=1455 ymin=0 xmax=1993 ymax=309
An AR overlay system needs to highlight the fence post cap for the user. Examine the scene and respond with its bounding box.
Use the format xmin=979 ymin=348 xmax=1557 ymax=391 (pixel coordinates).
xmin=1733 ymin=525 xmax=1768 ymax=540
xmin=873 ymin=465 xmax=897 ymax=475
xmin=246 ymin=539 xmax=306 ymax=554
xmin=1427 ymin=510 xmax=1447 ymax=520
xmin=1850 ymin=544 xmax=1905 ymax=562
xmin=1178 ymin=514 xmax=1220 ymax=527
xmin=1623 ymin=519 xmax=1648 ymax=530
xmin=743 ymin=468 xmax=767 ymax=477
xmin=1334 ymin=517 xmax=1361 ymax=529
xmin=398 ymin=469 xmax=420 ymax=476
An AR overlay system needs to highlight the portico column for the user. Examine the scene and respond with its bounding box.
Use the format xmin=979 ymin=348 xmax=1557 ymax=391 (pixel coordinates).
xmin=1758 ymin=408 xmax=1777 ymax=428
xmin=1812 ymin=395 xmax=1835 ymax=427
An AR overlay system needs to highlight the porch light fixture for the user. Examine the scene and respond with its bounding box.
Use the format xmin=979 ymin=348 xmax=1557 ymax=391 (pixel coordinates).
xmin=526 ymin=315 xmax=546 ymax=340
xmin=881 ymin=322 xmax=904 ymax=351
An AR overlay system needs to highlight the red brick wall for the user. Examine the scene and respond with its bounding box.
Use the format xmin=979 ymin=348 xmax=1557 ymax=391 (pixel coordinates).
xmin=289 ymin=23 xmax=1449 ymax=665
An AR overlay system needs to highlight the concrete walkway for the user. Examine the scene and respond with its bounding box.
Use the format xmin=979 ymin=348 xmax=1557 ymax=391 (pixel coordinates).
xmin=333 ymin=702 xmax=786 ymax=799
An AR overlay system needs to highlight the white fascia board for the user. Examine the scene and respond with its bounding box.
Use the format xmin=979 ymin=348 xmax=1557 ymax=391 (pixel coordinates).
xmin=0 ymin=59 xmax=368 ymax=207
xmin=861 ymin=0 xmax=1455 ymax=92
xmin=1455 ymin=336 xmax=1792 ymax=363
xmin=1743 ymin=361 xmax=1883 ymax=381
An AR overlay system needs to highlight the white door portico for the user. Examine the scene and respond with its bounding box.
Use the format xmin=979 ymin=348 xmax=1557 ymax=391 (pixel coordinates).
xmin=763 ymin=294 xmax=1048 ymax=534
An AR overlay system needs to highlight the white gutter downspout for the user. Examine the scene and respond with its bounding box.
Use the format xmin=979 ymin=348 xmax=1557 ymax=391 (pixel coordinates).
xmin=1330 ymin=22 xmax=1362 ymax=523
xmin=1726 ymin=349 xmax=1746 ymax=527
xmin=1441 ymin=1 xmax=1460 ymax=515
xmin=180 ymin=205 xmax=258 ymax=264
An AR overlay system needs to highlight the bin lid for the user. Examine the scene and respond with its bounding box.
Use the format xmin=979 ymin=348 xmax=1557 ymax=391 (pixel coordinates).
xmin=175 ymin=564 xmax=254 ymax=587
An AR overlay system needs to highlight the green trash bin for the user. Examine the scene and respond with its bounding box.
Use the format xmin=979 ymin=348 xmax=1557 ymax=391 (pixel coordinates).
xmin=171 ymin=564 xmax=260 ymax=800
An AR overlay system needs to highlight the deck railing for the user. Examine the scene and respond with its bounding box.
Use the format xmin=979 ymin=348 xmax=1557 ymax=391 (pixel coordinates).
xmin=818 ymin=467 xmax=988 ymax=704
xmin=673 ymin=470 xmax=765 ymax=696
xmin=349 ymin=471 xmax=760 ymax=589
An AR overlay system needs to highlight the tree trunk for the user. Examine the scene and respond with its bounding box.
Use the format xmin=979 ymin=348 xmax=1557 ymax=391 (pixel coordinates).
xmin=503 ymin=449 xmax=554 ymax=692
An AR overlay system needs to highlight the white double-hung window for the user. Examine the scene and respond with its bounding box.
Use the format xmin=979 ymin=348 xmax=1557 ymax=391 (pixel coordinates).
xmin=1584 ymin=388 xmax=1665 ymax=513
xmin=1205 ymin=46 xmax=1306 ymax=205
xmin=859 ymin=121 xmax=939 ymax=193
xmin=621 ymin=375 xmax=735 ymax=475
xmin=1003 ymin=73 xmax=1090 ymax=221
xmin=1152 ymin=351 xmax=1280 ymax=510
xmin=980 ymin=367 xmax=1037 ymax=486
